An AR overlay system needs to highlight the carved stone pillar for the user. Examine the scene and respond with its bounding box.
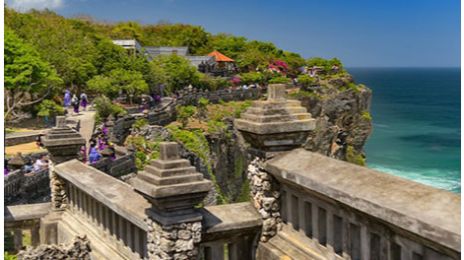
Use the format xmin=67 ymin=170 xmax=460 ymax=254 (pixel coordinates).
xmin=42 ymin=116 xmax=85 ymax=211
xmin=235 ymin=84 xmax=316 ymax=241
xmin=130 ymin=142 xmax=212 ymax=260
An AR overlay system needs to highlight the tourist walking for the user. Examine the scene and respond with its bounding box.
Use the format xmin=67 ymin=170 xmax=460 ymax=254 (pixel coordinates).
xmin=71 ymin=94 xmax=80 ymax=115
xmin=64 ymin=89 xmax=71 ymax=108
xmin=80 ymin=92 xmax=88 ymax=111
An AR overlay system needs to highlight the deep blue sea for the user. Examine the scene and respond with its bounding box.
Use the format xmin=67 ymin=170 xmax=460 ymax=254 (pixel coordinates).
xmin=347 ymin=68 xmax=460 ymax=193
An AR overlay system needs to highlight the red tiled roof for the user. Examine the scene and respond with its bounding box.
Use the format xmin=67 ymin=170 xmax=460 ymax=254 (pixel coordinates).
xmin=207 ymin=50 xmax=234 ymax=62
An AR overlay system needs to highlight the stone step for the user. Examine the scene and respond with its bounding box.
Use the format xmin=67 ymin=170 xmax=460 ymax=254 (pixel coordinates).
xmin=240 ymin=113 xmax=311 ymax=123
xmin=144 ymin=164 xmax=197 ymax=177
xmin=253 ymin=100 xmax=302 ymax=108
xmin=244 ymin=107 xmax=308 ymax=116
xmin=130 ymin=178 xmax=211 ymax=198
xmin=149 ymin=159 xmax=191 ymax=170
xmin=137 ymin=171 xmax=204 ymax=185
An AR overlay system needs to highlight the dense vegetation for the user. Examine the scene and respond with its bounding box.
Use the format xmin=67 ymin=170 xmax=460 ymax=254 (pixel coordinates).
xmin=5 ymin=7 xmax=344 ymax=121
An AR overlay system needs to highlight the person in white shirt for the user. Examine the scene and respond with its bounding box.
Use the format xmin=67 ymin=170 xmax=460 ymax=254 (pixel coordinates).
xmin=33 ymin=155 xmax=48 ymax=172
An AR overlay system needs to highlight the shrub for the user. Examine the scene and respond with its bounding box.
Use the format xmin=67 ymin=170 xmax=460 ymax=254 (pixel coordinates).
xmin=346 ymin=145 xmax=366 ymax=166
xmin=296 ymin=74 xmax=315 ymax=88
xmin=133 ymin=118 xmax=148 ymax=130
xmin=196 ymin=97 xmax=209 ymax=122
xmin=268 ymin=76 xmax=290 ymax=84
xmin=176 ymin=105 xmax=196 ymax=128
xmin=361 ymin=111 xmax=372 ymax=121
xmin=238 ymin=72 xmax=264 ymax=85
xmin=93 ymin=95 xmax=127 ymax=120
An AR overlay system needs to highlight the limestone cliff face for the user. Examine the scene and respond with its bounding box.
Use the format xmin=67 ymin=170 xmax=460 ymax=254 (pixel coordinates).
xmin=298 ymin=76 xmax=372 ymax=164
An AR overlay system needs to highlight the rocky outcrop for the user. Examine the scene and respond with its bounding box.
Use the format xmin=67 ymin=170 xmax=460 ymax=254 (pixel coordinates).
xmin=17 ymin=236 xmax=91 ymax=260
xmin=299 ymin=80 xmax=372 ymax=165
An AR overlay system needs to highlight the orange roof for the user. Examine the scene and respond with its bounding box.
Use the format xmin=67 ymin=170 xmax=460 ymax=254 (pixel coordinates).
xmin=207 ymin=50 xmax=234 ymax=62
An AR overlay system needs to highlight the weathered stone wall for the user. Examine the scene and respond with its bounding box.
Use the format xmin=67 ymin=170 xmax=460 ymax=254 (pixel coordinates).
xmin=91 ymin=153 xmax=136 ymax=178
xmin=146 ymin=218 xmax=202 ymax=260
xmin=247 ymin=158 xmax=281 ymax=242
xmin=5 ymin=169 xmax=50 ymax=206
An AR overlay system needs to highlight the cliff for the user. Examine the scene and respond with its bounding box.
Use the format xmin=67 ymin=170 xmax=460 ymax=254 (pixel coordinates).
xmin=123 ymin=75 xmax=372 ymax=203
xmin=295 ymin=74 xmax=372 ymax=165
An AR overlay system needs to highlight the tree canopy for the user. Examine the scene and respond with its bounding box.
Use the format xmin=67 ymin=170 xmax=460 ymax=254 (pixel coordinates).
xmin=4 ymin=27 xmax=62 ymax=120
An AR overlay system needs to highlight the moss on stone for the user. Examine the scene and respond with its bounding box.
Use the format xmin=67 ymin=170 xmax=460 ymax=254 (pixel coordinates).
xmin=346 ymin=145 xmax=366 ymax=166
xmin=236 ymin=181 xmax=251 ymax=202
xmin=361 ymin=110 xmax=372 ymax=121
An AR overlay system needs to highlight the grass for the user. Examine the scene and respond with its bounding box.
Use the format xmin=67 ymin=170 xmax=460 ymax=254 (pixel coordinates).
xmin=5 ymin=142 xmax=45 ymax=156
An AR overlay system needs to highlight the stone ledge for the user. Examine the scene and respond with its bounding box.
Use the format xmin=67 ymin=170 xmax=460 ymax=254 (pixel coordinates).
xmin=5 ymin=202 xmax=51 ymax=222
xmin=200 ymin=202 xmax=262 ymax=242
xmin=264 ymin=148 xmax=461 ymax=251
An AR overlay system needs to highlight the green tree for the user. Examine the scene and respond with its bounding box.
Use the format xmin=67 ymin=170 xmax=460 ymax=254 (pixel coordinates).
xmin=87 ymin=69 xmax=148 ymax=104
xmin=150 ymin=55 xmax=200 ymax=93
xmin=4 ymin=28 xmax=62 ymax=120
xmin=238 ymin=72 xmax=264 ymax=85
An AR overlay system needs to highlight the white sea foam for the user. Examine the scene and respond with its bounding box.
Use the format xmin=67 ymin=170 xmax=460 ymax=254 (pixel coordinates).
xmin=368 ymin=164 xmax=461 ymax=192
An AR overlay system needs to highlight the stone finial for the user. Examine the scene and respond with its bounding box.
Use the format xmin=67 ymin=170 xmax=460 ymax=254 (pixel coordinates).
xmin=56 ymin=116 xmax=66 ymax=128
xmin=267 ymin=84 xmax=286 ymax=101
xmin=159 ymin=142 xmax=179 ymax=161
xmin=130 ymin=142 xmax=212 ymax=224
xmin=234 ymin=84 xmax=316 ymax=155
xmin=42 ymin=116 xmax=86 ymax=164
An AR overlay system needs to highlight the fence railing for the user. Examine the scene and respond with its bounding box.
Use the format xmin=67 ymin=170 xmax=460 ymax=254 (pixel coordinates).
xmin=264 ymin=148 xmax=460 ymax=260
xmin=53 ymin=159 xmax=263 ymax=260
xmin=55 ymin=160 xmax=150 ymax=259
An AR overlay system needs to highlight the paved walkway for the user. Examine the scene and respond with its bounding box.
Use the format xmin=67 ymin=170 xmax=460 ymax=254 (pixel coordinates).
xmin=66 ymin=109 xmax=96 ymax=150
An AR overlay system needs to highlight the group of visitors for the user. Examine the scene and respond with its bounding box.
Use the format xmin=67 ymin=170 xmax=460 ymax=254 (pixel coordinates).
xmin=64 ymin=89 xmax=88 ymax=115
xmin=83 ymin=123 xmax=115 ymax=164
xmin=4 ymin=154 xmax=49 ymax=177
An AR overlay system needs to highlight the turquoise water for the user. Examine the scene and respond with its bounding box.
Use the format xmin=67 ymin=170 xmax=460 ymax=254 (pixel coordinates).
xmin=347 ymin=68 xmax=460 ymax=193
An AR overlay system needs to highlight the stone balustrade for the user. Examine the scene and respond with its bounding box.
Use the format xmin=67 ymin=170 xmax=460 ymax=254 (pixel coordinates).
xmin=45 ymin=158 xmax=262 ymax=260
xmin=256 ymin=148 xmax=460 ymax=260
xmin=5 ymin=203 xmax=50 ymax=251
xmin=54 ymin=160 xmax=150 ymax=259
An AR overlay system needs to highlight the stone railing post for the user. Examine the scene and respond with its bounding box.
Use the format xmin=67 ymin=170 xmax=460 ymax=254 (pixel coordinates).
xmin=234 ymin=84 xmax=316 ymax=242
xmin=130 ymin=142 xmax=213 ymax=260
xmin=42 ymin=116 xmax=86 ymax=211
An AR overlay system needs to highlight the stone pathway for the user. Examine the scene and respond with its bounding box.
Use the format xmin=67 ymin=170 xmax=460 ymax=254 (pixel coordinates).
xmin=66 ymin=109 xmax=96 ymax=151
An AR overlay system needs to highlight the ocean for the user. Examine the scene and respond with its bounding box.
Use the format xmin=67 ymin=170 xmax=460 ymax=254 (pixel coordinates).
xmin=347 ymin=68 xmax=461 ymax=193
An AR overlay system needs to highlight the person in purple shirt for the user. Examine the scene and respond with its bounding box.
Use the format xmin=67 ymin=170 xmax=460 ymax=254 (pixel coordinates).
xmin=64 ymin=89 xmax=71 ymax=108
xmin=88 ymin=145 xmax=101 ymax=164
xmin=4 ymin=159 xmax=9 ymax=176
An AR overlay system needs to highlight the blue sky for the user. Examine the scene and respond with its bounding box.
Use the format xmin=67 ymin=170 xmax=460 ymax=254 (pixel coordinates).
xmin=7 ymin=0 xmax=460 ymax=67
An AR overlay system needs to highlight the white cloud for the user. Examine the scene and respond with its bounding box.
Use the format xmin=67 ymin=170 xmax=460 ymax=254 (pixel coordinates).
xmin=9 ymin=0 xmax=64 ymax=11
